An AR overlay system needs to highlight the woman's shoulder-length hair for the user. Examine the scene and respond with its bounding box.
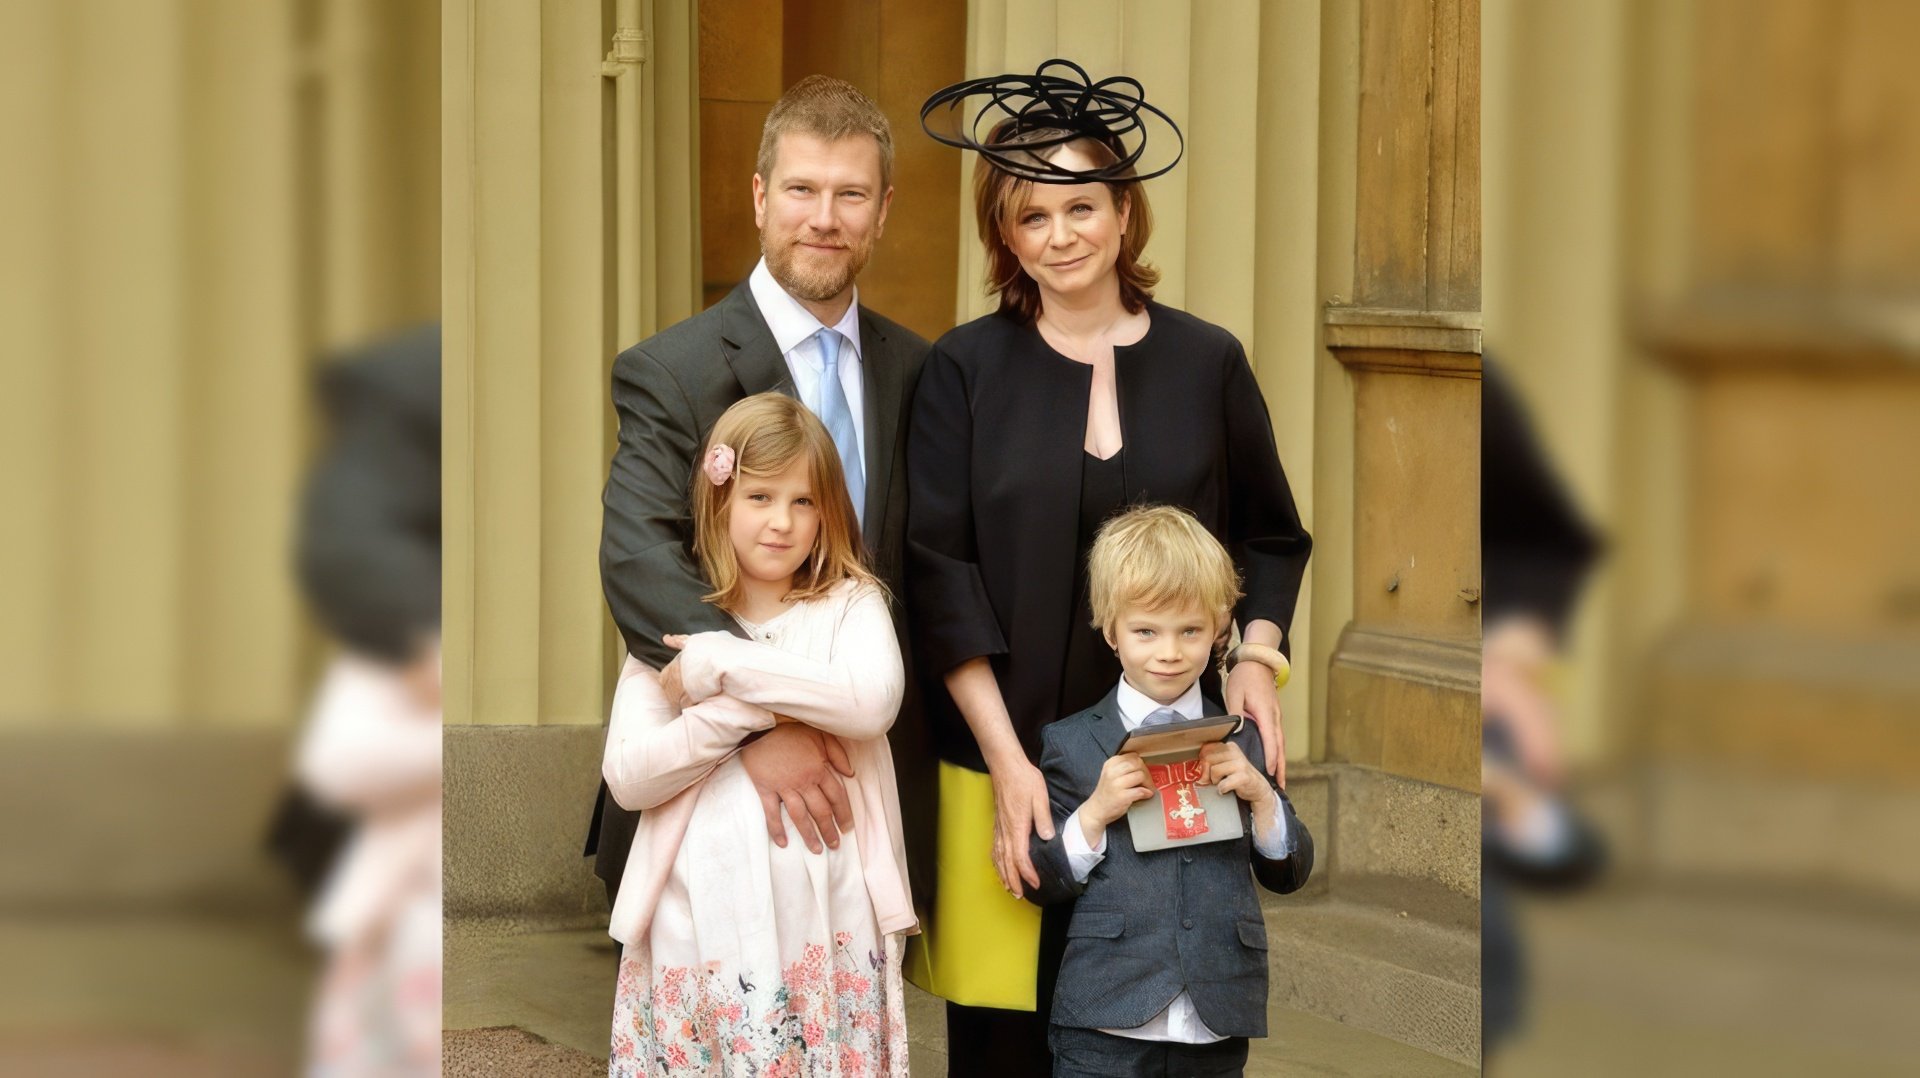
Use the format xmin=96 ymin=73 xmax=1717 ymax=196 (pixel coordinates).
xmin=970 ymin=126 xmax=1159 ymax=324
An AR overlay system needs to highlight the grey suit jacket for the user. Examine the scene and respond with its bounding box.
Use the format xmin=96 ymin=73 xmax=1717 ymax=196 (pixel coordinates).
xmin=588 ymin=281 xmax=932 ymax=894
xmin=1027 ymin=688 xmax=1314 ymax=1038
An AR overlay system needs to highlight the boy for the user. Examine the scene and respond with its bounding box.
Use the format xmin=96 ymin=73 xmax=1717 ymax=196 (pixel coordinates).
xmin=1027 ymin=505 xmax=1314 ymax=1078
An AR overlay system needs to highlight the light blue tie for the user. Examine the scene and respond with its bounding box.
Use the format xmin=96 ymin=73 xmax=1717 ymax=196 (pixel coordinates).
xmin=814 ymin=328 xmax=865 ymax=529
xmin=1140 ymin=707 xmax=1185 ymax=728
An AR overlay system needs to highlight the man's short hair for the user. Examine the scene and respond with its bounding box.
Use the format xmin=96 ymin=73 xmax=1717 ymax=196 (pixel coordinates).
xmin=757 ymin=74 xmax=894 ymax=190
xmin=1088 ymin=505 xmax=1242 ymax=635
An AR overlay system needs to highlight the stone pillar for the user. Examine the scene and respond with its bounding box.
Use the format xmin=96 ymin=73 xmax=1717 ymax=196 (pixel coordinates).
xmin=443 ymin=0 xmax=698 ymax=728
xmin=0 ymin=0 xmax=433 ymax=731
xmin=1321 ymin=0 xmax=1483 ymax=794
xmin=1631 ymin=0 xmax=1920 ymax=901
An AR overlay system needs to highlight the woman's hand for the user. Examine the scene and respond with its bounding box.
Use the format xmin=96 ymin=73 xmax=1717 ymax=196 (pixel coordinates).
xmin=987 ymin=752 xmax=1055 ymax=898
xmin=1225 ymin=660 xmax=1285 ymax=787
xmin=941 ymin=659 xmax=1054 ymax=896
xmin=1482 ymin=616 xmax=1565 ymax=789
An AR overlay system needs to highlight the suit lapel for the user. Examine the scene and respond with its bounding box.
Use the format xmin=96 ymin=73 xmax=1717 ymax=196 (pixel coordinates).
xmin=857 ymin=308 xmax=900 ymax=547
xmin=717 ymin=282 xmax=793 ymax=399
xmin=1088 ymin=686 xmax=1131 ymax=759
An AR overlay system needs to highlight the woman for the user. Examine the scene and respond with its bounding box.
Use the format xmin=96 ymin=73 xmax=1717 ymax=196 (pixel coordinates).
xmin=906 ymin=61 xmax=1313 ymax=1072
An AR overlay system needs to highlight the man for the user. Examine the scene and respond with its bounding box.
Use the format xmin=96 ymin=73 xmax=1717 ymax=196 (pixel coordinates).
xmin=588 ymin=75 xmax=933 ymax=910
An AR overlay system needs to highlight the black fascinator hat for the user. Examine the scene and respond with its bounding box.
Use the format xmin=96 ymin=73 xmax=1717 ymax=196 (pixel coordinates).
xmin=919 ymin=58 xmax=1184 ymax=184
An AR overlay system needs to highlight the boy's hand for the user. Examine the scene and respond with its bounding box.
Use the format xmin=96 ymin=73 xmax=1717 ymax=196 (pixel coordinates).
xmin=1198 ymin=741 xmax=1274 ymax=813
xmin=1082 ymin=752 xmax=1154 ymax=845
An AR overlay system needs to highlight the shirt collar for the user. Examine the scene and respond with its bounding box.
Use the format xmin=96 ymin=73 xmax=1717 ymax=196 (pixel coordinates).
xmin=748 ymin=257 xmax=863 ymax=364
xmin=1114 ymin=676 xmax=1204 ymax=731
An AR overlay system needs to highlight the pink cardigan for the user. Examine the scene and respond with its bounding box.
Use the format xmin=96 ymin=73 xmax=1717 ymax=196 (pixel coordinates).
xmin=603 ymin=580 xmax=917 ymax=946
xmin=297 ymin=653 xmax=442 ymax=949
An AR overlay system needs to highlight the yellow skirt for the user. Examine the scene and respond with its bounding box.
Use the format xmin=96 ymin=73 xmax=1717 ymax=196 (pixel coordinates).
xmin=903 ymin=761 xmax=1043 ymax=1011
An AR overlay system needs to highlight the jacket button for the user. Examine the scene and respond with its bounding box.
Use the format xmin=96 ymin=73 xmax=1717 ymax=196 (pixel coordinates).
xmin=1182 ymin=919 xmax=1194 ymax=930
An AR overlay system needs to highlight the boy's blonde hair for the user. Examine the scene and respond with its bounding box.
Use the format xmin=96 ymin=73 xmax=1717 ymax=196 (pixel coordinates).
xmin=1088 ymin=505 xmax=1241 ymax=636
xmin=691 ymin=393 xmax=879 ymax=611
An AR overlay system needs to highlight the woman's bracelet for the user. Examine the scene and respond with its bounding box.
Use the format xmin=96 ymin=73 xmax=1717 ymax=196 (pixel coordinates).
xmin=1224 ymin=642 xmax=1291 ymax=689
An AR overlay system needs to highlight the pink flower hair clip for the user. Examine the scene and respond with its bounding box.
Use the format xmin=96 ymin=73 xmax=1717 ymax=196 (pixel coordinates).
xmin=704 ymin=443 xmax=736 ymax=486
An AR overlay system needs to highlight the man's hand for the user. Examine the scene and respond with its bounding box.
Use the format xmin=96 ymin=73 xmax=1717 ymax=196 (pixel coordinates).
xmin=1224 ymin=660 xmax=1285 ymax=786
xmin=658 ymin=633 xmax=692 ymax=707
xmin=987 ymin=754 xmax=1054 ymax=898
xmin=739 ymin=723 xmax=856 ymax=853
xmin=401 ymin=635 xmax=442 ymax=714
xmin=656 ymin=657 xmax=686 ymax=708
xmin=1080 ymin=752 xmax=1153 ymax=846
xmin=1198 ymin=740 xmax=1275 ymax=814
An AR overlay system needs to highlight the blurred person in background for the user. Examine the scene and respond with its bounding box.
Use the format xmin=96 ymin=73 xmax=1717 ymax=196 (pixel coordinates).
xmin=1480 ymin=356 xmax=1608 ymax=1064
xmin=289 ymin=324 xmax=443 ymax=1076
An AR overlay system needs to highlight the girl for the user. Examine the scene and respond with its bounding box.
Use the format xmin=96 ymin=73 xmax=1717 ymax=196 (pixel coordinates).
xmin=603 ymin=393 xmax=915 ymax=1077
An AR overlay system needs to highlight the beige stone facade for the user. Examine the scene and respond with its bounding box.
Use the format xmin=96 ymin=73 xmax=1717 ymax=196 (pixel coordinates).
xmin=443 ymin=3 xmax=1485 ymax=807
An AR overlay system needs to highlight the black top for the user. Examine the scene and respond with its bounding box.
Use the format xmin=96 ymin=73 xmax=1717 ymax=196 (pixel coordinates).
xmin=1481 ymin=356 xmax=1602 ymax=638
xmin=296 ymin=323 xmax=441 ymax=664
xmin=906 ymin=304 xmax=1312 ymax=770
xmin=1057 ymin=452 xmax=1129 ymax=718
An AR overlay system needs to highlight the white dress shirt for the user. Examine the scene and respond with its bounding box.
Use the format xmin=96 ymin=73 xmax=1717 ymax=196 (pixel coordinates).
xmin=748 ymin=258 xmax=866 ymax=464
xmin=1061 ymin=675 xmax=1295 ymax=1045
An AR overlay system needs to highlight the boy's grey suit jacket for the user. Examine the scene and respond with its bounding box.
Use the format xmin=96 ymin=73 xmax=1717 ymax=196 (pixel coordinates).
xmin=1028 ymin=687 xmax=1315 ymax=1038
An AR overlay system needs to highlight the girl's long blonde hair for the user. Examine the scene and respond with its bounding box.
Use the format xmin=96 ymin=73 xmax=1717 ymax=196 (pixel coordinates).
xmin=691 ymin=393 xmax=880 ymax=611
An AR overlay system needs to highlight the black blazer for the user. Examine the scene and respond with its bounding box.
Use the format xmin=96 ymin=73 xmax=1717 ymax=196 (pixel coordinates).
xmin=590 ymin=282 xmax=932 ymax=894
xmin=905 ymin=305 xmax=1312 ymax=769
xmin=296 ymin=323 xmax=441 ymax=665
xmin=1024 ymin=688 xmax=1313 ymax=1037
xmin=276 ymin=324 xmax=440 ymax=893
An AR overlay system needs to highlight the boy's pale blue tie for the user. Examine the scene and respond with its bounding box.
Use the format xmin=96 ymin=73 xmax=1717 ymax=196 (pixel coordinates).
xmin=1139 ymin=707 xmax=1185 ymax=728
xmin=814 ymin=328 xmax=865 ymax=529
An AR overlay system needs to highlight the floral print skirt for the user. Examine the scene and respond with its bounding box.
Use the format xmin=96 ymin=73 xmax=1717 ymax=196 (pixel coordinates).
xmin=308 ymin=886 xmax=442 ymax=1076
xmin=610 ymin=758 xmax=910 ymax=1077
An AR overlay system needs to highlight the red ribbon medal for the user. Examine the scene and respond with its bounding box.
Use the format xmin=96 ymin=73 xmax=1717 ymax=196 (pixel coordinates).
xmin=1147 ymin=757 xmax=1210 ymax=840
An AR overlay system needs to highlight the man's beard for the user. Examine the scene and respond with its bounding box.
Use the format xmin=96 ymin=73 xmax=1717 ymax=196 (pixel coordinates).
xmin=764 ymin=230 xmax=871 ymax=302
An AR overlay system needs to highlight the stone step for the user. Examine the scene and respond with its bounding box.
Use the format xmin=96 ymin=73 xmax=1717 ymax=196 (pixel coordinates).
xmin=1264 ymin=893 xmax=1481 ymax=1067
xmin=1253 ymin=763 xmax=1481 ymax=1064
xmin=445 ymin=921 xmax=1476 ymax=1075
xmin=1496 ymin=884 xmax=1920 ymax=1075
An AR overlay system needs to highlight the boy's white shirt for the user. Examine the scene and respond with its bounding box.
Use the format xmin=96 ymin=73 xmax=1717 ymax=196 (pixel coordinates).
xmin=1061 ymin=675 xmax=1294 ymax=1045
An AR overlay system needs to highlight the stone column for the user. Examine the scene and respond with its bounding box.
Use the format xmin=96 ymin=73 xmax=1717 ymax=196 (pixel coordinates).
xmin=443 ymin=0 xmax=698 ymax=729
xmin=1321 ymin=0 xmax=1483 ymax=795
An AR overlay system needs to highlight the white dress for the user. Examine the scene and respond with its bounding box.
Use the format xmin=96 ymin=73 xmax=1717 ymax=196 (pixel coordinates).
xmin=608 ymin=583 xmax=912 ymax=1078
xmin=297 ymin=653 xmax=443 ymax=1076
